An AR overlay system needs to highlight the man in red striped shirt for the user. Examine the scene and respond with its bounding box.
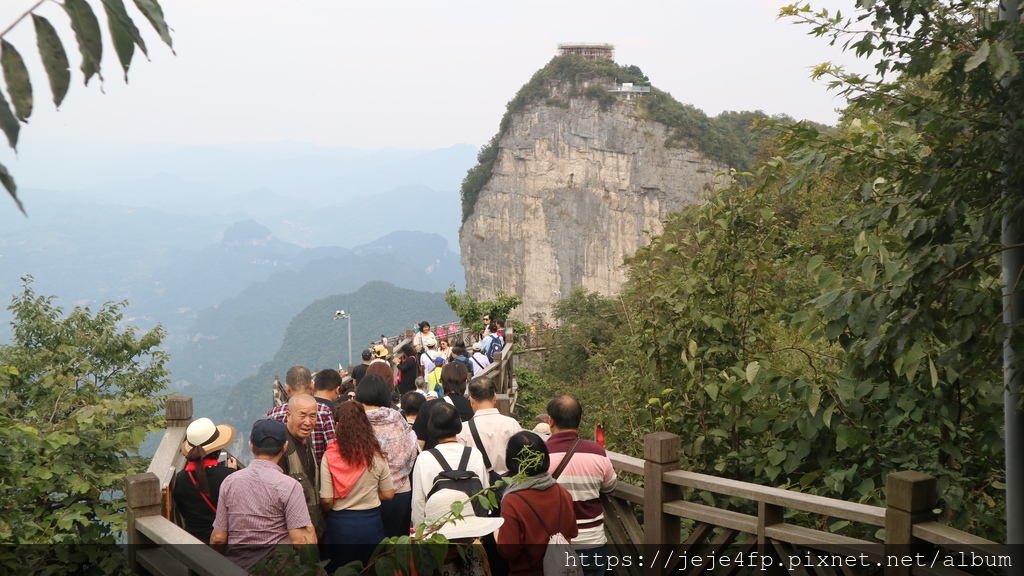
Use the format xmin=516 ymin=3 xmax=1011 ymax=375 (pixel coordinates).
xmin=546 ymin=395 xmax=617 ymax=576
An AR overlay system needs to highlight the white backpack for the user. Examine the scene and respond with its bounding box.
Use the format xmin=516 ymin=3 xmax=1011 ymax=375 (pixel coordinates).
xmin=512 ymin=492 xmax=583 ymax=576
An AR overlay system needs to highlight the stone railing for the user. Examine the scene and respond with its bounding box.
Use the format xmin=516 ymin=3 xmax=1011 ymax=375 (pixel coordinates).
xmin=126 ymin=397 xmax=247 ymax=576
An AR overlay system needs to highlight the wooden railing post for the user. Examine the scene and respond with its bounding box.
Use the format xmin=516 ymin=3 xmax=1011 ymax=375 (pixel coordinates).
xmin=126 ymin=472 xmax=162 ymax=573
xmin=165 ymin=395 xmax=193 ymax=428
xmin=643 ymin=432 xmax=681 ymax=545
xmin=496 ymin=393 xmax=511 ymax=416
xmin=757 ymin=501 xmax=784 ymax=545
xmin=885 ymin=471 xmax=937 ymax=576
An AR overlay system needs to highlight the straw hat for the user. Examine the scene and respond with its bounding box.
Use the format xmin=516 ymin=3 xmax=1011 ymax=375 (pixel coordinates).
xmin=423 ymin=489 xmax=504 ymax=540
xmin=180 ymin=417 xmax=236 ymax=457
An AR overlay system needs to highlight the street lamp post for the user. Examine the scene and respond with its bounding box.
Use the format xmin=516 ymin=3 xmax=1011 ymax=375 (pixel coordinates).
xmin=334 ymin=310 xmax=352 ymax=368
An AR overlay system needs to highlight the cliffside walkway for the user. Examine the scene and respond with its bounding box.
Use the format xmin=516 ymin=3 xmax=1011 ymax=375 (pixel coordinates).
xmin=124 ymin=328 xmax=1002 ymax=576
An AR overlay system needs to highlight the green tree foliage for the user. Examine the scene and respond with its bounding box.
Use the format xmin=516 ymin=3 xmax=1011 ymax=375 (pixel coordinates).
xmin=530 ymin=0 xmax=1017 ymax=540
xmin=544 ymin=288 xmax=622 ymax=385
xmin=772 ymin=0 xmax=1024 ymax=535
xmin=0 ymin=0 xmax=173 ymax=213
xmin=618 ymin=170 xmax=860 ymax=487
xmin=459 ymin=136 xmax=499 ymax=223
xmin=0 ymin=278 xmax=168 ymax=574
xmin=443 ymin=285 xmax=522 ymax=334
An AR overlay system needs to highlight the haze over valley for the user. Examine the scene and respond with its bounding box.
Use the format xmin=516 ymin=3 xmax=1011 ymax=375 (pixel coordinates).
xmin=0 ymin=141 xmax=476 ymax=392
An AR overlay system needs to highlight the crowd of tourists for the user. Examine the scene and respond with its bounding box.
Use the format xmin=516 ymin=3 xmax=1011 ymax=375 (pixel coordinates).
xmin=172 ymin=318 xmax=616 ymax=576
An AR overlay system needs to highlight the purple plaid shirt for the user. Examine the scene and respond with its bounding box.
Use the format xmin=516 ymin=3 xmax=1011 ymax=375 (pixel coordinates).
xmin=212 ymin=459 xmax=312 ymax=570
xmin=266 ymin=403 xmax=336 ymax=464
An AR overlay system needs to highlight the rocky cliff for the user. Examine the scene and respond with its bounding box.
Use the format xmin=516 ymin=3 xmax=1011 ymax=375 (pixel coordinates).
xmin=460 ymin=59 xmax=733 ymax=320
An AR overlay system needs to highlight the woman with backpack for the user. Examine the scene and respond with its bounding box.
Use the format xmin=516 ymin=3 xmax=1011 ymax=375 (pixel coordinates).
xmin=320 ymin=401 xmax=395 ymax=570
xmin=410 ymin=402 xmax=490 ymax=528
xmin=496 ymin=431 xmax=579 ymax=576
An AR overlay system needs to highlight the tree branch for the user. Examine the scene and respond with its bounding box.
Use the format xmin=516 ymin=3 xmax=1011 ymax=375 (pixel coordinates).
xmin=938 ymin=242 xmax=1024 ymax=283
xmin=0 ymin=0 xmax=48 ymax=39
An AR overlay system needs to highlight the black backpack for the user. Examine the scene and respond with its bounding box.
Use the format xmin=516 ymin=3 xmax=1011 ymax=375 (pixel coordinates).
xmin=427 ymin=446 xmax=487 ymax=517
xmin=451 ymin=355 xmax=474 ymax=376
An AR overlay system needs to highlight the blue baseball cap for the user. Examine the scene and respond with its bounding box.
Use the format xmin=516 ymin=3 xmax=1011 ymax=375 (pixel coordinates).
xmin=250 ymin=419 xmax=287 ymax=451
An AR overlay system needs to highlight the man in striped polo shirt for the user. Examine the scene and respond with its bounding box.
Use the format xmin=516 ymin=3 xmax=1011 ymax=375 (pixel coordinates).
xmin=546 ymin=395 xmax=617 ymax=576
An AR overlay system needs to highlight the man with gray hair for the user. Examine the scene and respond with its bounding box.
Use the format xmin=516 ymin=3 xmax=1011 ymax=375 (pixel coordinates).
xmin=267 ymin=365 xmax=335 ymax=464
xmin=457 ymin=376 xmax=522 ymax=478
xmin=275 ymin=394 xmax=325 ymax=539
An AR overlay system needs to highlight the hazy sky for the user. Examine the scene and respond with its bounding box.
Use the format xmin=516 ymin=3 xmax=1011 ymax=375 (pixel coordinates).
xmin=0 ymin=0 xmax=867 ymax=157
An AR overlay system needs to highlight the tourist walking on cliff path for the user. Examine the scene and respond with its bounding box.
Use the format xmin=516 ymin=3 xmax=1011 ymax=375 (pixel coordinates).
xmin=266 ymin=365 xmax=336 ymax=464
xmin=412 ymin=321 xmax=437 ymax=352
xmin=210 ymin=419 xmax=315 ymax=570
xmin=319 ymin=401 xmax=394 ymax=571
xmin=470 ymin=342 xmax=490 ymax=373
xmin=395 ymin=343 xmax=419 ymax=395
xmin=173 ymin=418 xmax=238 ymax=544
xmin=498 ymin=431 xmax=578 ymax=576
xmin=546 ymin=395 xmax=617 ymax=576
xmin=355 ymin=374 xmax=418 ymax=538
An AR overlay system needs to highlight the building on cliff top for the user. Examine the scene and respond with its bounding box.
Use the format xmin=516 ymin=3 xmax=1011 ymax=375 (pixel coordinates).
xmin=557 ymin=43 xmax=614 ymax=61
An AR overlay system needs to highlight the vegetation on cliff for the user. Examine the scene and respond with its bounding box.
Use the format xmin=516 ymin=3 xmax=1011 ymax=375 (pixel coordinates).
xmin=459 ymin=55 xmax=794 ymax=222
xmin=517 ymin=0 xmax=1022 ymax=541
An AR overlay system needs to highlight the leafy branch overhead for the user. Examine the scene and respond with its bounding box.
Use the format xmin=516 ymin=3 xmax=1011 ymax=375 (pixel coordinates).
xmin=0 ymin=0 xmax=173 ymax=213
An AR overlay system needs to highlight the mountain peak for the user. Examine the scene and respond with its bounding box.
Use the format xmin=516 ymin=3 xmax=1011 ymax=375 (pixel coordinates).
xmin=222 ymin=220 xmax=273 ymax=246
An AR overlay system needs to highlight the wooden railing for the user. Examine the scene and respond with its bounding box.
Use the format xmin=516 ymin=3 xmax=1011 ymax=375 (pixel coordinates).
xmin=127 ymin=338 xmax=999 ymax=576
xmin=600 ymin=432 xmax=1004 ymax=576
xmin=126 ymin=396 xmax=247 ymax=576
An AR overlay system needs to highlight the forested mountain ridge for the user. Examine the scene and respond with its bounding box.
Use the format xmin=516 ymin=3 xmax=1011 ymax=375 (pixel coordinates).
xmin=167 ymin=230 xmax=461 ymax=389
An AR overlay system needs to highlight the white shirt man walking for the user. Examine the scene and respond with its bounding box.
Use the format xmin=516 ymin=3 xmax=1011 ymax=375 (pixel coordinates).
xmin=456 ymin=376 xmax=522 ymax=477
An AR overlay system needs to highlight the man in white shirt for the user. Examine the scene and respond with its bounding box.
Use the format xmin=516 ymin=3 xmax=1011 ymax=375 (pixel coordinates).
xmin=469 ymin=342 xmax=491 ymax=373
xmin=457 ymin=376 xmax=522 ymax=477
xmin=419 ymin=340 xmax=441 ymax=376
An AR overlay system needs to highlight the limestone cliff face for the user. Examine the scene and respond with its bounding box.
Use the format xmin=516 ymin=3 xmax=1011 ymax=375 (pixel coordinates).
xmin=460 ymin=90 xmax=728 ymax=321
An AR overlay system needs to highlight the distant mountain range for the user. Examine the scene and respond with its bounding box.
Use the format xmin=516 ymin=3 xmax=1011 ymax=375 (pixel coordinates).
xmin=0 ymin=141 xmax=478 ymax=396
xmin=187 ymin=280 xmax=456 ymax=440
xmin=166 ymin=228 xmax=462 ymax=388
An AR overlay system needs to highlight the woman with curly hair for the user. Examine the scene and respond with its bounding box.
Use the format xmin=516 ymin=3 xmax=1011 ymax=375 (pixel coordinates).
xmin=320 ymin=401 xmax=395 ymax=570
xmin=355 ymin=374 xmax=419 ymax=538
